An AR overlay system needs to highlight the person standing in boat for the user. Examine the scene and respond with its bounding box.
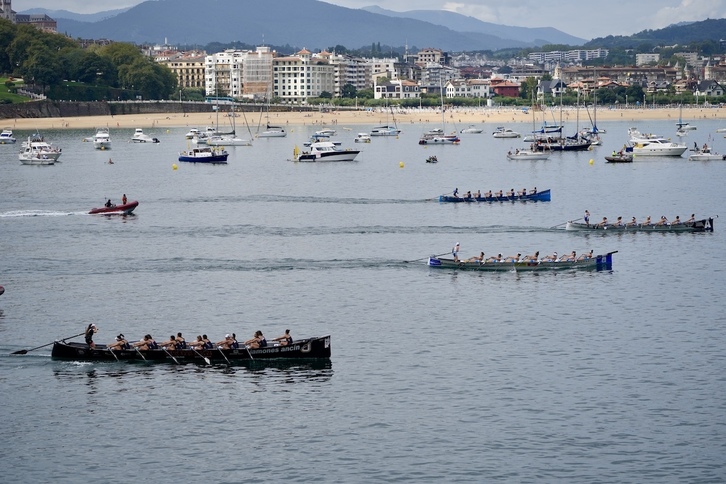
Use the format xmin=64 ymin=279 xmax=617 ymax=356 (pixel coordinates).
xmin=273 ymin=329 xmax=293 ymax=346
xmin=452 ymin=242 xmax=460 ymax=262
xmin=584 ymin=210 xmax=591 ymax=226
xmin=85 ymin=323 xmax=97 ymax=348
xmin=122 ymin=194 xmax=127 ymax=205
xmin=452 ymin=188 xmax=459 ymax=198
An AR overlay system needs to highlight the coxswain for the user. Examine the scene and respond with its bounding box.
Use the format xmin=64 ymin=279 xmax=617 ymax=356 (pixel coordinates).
xmin=85 ymin=323 xmax=97 ymax=348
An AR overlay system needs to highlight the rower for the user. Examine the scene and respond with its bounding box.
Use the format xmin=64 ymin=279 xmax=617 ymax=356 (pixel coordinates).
xmin=685 ymin=214 xmax=695 ymax=224
xmin=628 ymin=216 xmax=637 ymax=226
xmin=672 ymin=215 xmax=682 ymax=225
xmin=577 ymin=250 xmax=594 ymax=261
xmin=466 ymin=252 xmax=484 ymax=262
xmin=108 ymin=333 xmax=129 ymax=350
xmin=596 ymin=217 xmax=608 ymax=228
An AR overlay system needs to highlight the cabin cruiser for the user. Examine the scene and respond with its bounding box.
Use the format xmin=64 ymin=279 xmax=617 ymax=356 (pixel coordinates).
xmin=131 ymin=128 xmax=159 ymax=143
xmin=19 ymin=134 xmax=62 ymax=163
xmin=0 ymin=128 xmax=16 ymax=144
xmin=492 ymin=127 xmax=521 ymax=138
xmin=354 ymin=133 xmax=371 ymax=143
xmin=295 ymin=141 xmax=359 ymax=162
xmin=91 ymin=128 xmax=111 ymax=150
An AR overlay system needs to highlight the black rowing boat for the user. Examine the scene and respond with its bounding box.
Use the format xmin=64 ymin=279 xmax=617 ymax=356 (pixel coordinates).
xmin=50 ymin=335 xmax=331 ymax=363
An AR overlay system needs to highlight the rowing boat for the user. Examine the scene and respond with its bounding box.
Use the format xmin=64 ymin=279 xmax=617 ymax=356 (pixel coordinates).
xmin=439 ymin=189 xmax=550 ymax=203
xmin=428 ymin=252 xmax=615 ymax=272
xmin=50 ymin=335 xmax=331 ymax=363
xmin=565 ymin=218 xmax=713 ymax=232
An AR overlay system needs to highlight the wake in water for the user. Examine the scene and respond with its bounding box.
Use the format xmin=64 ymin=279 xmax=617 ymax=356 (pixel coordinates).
xmin=0 ymin=210 xmax=85 ymax=218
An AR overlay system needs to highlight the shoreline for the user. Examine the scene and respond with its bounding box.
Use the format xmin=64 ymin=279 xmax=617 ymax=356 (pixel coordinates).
xmin=1 ymin=106 xmax=724 ymax=131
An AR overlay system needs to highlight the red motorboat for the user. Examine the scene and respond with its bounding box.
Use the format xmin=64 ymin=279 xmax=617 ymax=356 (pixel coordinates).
xmin=89 ymin=200 xmax=139 ymax=215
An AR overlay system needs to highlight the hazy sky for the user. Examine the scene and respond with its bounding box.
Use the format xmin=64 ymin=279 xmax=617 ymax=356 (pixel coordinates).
xmin=13 ymin=0 xmax=726 ymax=40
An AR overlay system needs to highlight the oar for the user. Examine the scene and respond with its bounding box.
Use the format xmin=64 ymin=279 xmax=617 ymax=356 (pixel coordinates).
xmin=191 ymin=347 xmax=211 ymax=365
xmin=217 ymin=347 xmax=231 ymax=365
xmin=244 ymin=346 xmax=254 ymax=360
xmin=551 ymin=217 xmax=582 ymax=229
xmin=11 ymin=332 xmax=85 ymax=355
xmin=162 ymin=347 xmax=180 ymax=365
xmin=133 ymin=346 xmax=147 ymax=361
xmin=107 ymin=347 xmax=119 ymax=362
xmin=404 ymin=252 xmax=450 ymax=263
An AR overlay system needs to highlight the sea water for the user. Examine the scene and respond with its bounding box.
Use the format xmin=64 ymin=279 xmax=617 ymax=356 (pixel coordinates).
xmin=1 ymin=119 xmax=724 ymax=482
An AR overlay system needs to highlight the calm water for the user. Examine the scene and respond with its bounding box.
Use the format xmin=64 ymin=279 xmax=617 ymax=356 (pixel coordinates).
xmin=1 ymin=118 xmax=725 ymax=483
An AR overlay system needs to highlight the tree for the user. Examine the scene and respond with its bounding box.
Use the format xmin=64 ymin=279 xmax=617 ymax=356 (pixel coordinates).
xmin=20 ymin=44 xmax=62 ymax=91
xmin=318 ymin=91 xmax=332 ymax=99
xmin=341 ymin=83 xmax=357 ymax=99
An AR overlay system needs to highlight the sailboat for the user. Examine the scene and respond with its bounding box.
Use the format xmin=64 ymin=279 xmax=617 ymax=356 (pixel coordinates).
xmin=370 ymin=102 xmax=401 ymax=136
xmin=207 ymin=104 xmax=252 ymax=146
xmin=533 ymin=83 xmax=590 ymax=152
xmin=508 ymin=89 xmax=550 ymax=160
xmin=257 ymin=92 xmax=287 ymax=138
xmin=676 ymin=103 xmax=696 ymax=136
xmin=418 ymin=80 xmax=460 ymax=145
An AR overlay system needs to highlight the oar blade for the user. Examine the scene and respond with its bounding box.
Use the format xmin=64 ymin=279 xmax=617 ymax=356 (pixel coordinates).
xmin=11 ymin=349 xmax=29 ymax=355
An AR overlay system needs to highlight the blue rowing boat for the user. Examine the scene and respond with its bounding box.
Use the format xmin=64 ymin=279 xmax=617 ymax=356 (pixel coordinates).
xmin=439 ymin=189 xmax=550 ymax=203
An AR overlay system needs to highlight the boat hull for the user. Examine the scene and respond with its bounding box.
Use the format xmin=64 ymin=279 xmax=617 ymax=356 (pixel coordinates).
xmin=428 ymin=252 xmax=615 ymax=272
xmin=688 ymin=153 xmax=725 ymax=161
xmin=89 ymin=201 xmax=139 ymax=215
xmin=605 ymin=155 xmax=633 ymax=163
xmin=51 ymin=336 xmax=331 ymax=363
xmin=507 ymin=151 xmax=550 ymax=160
xmin=565 ymin=218 xmax=713 ymax=232
xmin=439 ymin=189 xmax=550 ymax=203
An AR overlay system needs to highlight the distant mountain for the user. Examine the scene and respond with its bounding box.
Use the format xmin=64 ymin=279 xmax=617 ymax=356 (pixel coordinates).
xmin=44 ymin=0 xmax=579 ymax=51
xmin=584 ymin=18 xmax=726 ymax=49
xmin=362 ymin=6 xmax=586 ymax=46
xmin=19 ymin=8 xmax=128 ymax=23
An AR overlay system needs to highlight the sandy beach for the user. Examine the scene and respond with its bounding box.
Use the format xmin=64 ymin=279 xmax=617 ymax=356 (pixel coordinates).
xmin=1 ymin=105 xmax=724 ymax=131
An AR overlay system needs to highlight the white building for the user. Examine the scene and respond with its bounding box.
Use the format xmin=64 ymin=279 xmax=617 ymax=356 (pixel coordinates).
xmin=636 ymin=53 xmax=660 ymax=66
xmin=272 ymin=49 xmax=335 ymax=104
xmin=205 ymin=47 xmax=275 ymax=99
xmin=374 ymin=79 xmax=420 ymax=100
xmin=445 ymin=79 xmax=490 ymax=98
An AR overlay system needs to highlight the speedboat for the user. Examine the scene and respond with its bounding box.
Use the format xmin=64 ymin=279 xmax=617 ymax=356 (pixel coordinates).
xmin=418 ymin=129 xmax=460 ymax=145
xmin=369 ymin=125 xmax=400 ymax=136
xmin=506 ymin=150 xmax=550 ymax=161
xmin=492 ymin=127 xmax=521 ymax=138
xmin=688 ymin=147 xmax=725 ymax=161
xmin=460 ymin=125 xmax=483 ymax=134
xmin=184 ymin=128 xmax=201 ymax=139
xmin=354 ymin=133 xmax=371 ymax=143
xmin=295 ymin=141 xmax=359 ymax=162
xmin=314 ymin=128 xmax=336 ymax=137
xmin=89 ymin=200 xmax=139 ymax=215
xmin=91 ymin=128 xmax=111 ymax=150
xmin=0 ymin=128 xmax=16 ymax=144
xmin=19 ymin=134 xmax=62 ymax=163
xmin=178 ymin=146 xmax=229 ymax=164
xmin=131 ymin=128 xmax=159 ymax=143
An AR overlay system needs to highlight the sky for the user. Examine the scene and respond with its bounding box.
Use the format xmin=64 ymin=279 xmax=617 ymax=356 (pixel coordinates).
xmin=12 ymin=0 xmax=726 ymax=40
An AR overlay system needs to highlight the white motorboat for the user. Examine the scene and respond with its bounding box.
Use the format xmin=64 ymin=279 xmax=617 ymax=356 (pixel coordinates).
xmin=0 ymin=128 xmax=16 ymax=144
xmin=185 ymin=128 xmax=201 ymax=139
xmin=492 ymin=127 xmax=521 ymax=138
xmin=627 ymin=136 xmax=687 ymax=157
xmin=91 ymin=128 xmax=111 ymax=150
xmin=294 ymin=141 xmax=359 ymax=162
xmin=460 ymin=125 xmax=483 ymax=134
xmin=131 ymin=128 xmax=159 ymax=143
xmin=19 ymin=134 xmax=62 ymax=162
xmin=369 ymin=125 xmax=400 ymax=136
xmin=315 ymin=128 xmax=336 ymax=137
xmin=506 ymin=149 xmax=550 ymax=161
xmin=354 ymin=133 xmax=371 ymax=143
xmin=688 ymin=147 xmax=725 ymax=161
